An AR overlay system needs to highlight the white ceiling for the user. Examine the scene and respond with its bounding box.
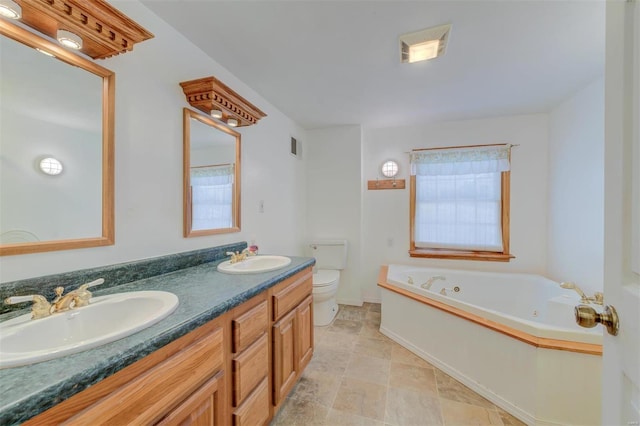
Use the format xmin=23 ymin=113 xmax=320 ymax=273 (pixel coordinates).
xmin=142 ymin=0 xmax=605 ymax=130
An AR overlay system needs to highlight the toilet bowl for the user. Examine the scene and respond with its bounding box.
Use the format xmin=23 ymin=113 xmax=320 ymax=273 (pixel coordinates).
xmin=309 ymin=239 xmax=347 ymax=327
xmin=313 ymin=269 xmax=340 ymax=326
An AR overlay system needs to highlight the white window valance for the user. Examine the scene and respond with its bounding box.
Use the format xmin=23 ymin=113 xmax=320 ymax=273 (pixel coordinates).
xmin=190 ymin=164 xmax=234 ymax=183
xmin=410 ymin=144 xmax=511 ymax=176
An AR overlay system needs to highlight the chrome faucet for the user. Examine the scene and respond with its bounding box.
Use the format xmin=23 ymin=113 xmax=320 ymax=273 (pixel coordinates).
xmin=4 ymin=278 xmax=104 ymax=320
xmin=421 ymin=275 xmax=446 ymax=290
xmin=559 ymin=282 xmax=603 ymax=305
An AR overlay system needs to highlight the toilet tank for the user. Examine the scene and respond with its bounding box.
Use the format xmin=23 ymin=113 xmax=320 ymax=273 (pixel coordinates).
xmin=309 ymin=239 xmax=348 ymax=270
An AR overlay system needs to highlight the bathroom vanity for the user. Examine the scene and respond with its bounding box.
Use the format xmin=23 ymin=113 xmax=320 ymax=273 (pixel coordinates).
xmin=0 ymin=244 xmax=314 ymax=425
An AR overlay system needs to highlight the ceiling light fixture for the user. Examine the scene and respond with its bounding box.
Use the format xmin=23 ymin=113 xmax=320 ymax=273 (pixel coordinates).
xmin=57 ymin=29 xmax=83 ymax=50
xmin=210 ymin=109 xmax=223 ymax=119
xmin=227 ymin=118 xmax=238 ymax=127
xmin=400 ymin=24 xmax=451 ymax=64
xmin=0 ymin=0 xmax=21 ymax=19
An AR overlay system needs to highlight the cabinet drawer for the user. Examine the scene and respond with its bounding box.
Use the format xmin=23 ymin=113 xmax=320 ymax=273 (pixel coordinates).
xmin=232 ymin=377 xmax=269 ymax=426
xmin=66 ymin=327 xmax=224 ymax=425
xmin=271 ymin=268 xmax=312 ymax=321
xmin=232 ymin=332 xmax=269 ymax=406
xmin=232 ymin=300 xmax=268 ymax=354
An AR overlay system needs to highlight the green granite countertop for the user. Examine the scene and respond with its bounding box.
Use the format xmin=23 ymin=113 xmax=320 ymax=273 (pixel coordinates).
xmin=0 ymin=256 xmax=315 ymax=425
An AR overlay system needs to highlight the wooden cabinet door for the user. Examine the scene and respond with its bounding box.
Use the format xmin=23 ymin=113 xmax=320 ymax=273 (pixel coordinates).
xmin=296 ymin=295 xmax=314 ymax=371
xmin=157 ymin=370 xmax=225 ymax=426
xmin=272 ymin=308 xmax=297 ymax=405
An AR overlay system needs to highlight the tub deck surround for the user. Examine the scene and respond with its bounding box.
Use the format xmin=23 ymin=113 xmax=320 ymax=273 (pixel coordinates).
xmin=378 ymin=266 xmax=602 ymax=355
xmin=0 ymin=249 xmax=315 ymax=425
xmin=378 ymin=264 xmax=602 ymax=426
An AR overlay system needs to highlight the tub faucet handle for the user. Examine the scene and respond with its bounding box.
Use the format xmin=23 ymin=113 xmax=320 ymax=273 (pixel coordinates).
xmin=421 ymin=275 xmax=446 ymax=290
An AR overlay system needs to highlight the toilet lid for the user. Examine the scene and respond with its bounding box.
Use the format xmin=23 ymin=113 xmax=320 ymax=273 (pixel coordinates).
xmin=313 ymin=269 xmax=339 ymax=287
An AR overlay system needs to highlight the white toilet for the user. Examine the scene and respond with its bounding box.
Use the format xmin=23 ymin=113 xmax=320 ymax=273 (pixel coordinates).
xmin=309 ymin=239 xmax=347 ymax=326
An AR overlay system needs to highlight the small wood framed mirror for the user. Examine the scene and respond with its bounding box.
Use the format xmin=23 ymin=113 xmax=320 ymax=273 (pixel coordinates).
xmin=183 ymin=108 xmax=241 ymax=237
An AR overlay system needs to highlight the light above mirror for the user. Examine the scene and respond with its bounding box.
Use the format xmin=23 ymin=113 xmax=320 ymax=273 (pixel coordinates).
xmin=0 ymin=0 xmax=21 ymax=19
xmin=183 ymin=108 xmax=241 ymax=237
xmin=0 ymin=20 xmax=114 ymax=256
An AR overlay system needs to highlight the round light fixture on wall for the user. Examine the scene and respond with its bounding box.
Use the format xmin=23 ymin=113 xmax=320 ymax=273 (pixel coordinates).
xmin=39 ymin=157 xmax=63 ymax=176
xmin=381 ymin=160 xmax=399 ymax=178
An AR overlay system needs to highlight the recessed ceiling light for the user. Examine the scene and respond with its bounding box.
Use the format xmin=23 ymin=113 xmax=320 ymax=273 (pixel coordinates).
xmin=57 ymin=29 xmax=83 ymax=50
xmin=227 ymin=118 xmax=238 ymax=127
xmin=210 ymin=109 xmax=223 ymax=119
xmin=0 ymin=0 xmax=21 ymax=19
xmin=400 ymin=24 xmax=451 ymax=64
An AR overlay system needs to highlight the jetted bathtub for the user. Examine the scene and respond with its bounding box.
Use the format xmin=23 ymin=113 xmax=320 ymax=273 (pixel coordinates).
xmin=378 ymin=264 xmax=602 ymax=426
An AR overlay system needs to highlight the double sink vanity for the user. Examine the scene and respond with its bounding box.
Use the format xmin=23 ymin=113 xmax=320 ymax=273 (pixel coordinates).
xmin=0 ymin=243 xmax=315 ymax=425
xmin=0 ymin=3 xmax=307 ymax=424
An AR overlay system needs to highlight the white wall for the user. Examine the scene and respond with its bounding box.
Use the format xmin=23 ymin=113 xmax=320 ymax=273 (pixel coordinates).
xmin=306 ymin=126 xmax=363 ymax=305
xmin=0 ymin=1 xmax=308 ymax=283
xmin=547 ymin=77 xmax=604 ymax=294
xmin=361 ymin=114 xmax=550 ymax=302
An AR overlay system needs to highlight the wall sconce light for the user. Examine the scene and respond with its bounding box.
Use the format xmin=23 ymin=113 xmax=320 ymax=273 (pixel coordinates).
xmin=381 ymin=160 xmax=399 ymax=178
xmin=0 ymin=0 xmax=21 ymax=19
xmin=227 ymin=118 xmax=238 ymax=127
xmin=210 ymin=109 xmax=223 ymax=119
xmin=39 ymin=157 xmax=64 ymax=176
xmin=57 ymin=29 xmax=83 ymax=50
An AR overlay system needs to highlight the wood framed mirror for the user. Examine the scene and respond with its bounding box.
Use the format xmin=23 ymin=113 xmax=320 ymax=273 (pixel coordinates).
xmin=0 ymin=20 xmax=114 ymax=256
xmin=183 ymin=108 xmax=241 ymax=237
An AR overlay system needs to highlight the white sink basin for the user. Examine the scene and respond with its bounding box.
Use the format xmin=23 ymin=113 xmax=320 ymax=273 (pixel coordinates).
xmin=217 ymin=255 xmax=292 ymax=274
xmin=0 ymin=290 xmax=178 ymax=369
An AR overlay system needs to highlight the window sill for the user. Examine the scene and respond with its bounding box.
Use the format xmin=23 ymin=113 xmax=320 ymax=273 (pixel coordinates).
xmin=409 ymin=249 xmax=515 ymax=262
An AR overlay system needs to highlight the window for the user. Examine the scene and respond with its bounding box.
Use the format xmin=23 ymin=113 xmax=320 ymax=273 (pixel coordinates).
xmin=409 ymin=144 xmax=514 ymax=261
xmin=191 ymin=164 xmax=234 ymax=231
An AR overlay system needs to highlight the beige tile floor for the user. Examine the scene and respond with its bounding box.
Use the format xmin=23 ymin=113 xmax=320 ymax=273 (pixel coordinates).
xmin=271 ymin=303 xmax=527 ymax=426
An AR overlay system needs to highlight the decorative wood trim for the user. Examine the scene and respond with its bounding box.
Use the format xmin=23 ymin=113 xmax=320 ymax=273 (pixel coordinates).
xmin=377 ymin=270 xmax=602 ymax=356
xmin=180 ymin=76 xmax=267 ymax=127
xmin=13 ymin=0 xmax=153 ymax=59
xmin=367 ymin=179 xmax=406 ymax=190
xmin=409 ymin=249 xmax=514 ymax=262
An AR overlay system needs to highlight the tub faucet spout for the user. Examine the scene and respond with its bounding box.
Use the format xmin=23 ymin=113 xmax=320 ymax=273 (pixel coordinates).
xmin=559 ymin=282 xmax=589 ymax=303
xmin=421 ymin=275 xmax=446 ymax=290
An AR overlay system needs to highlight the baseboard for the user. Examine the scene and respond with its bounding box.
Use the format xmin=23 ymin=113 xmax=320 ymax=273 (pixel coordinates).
xmin=335 ymin=297 xmax=363 ymax=306
xmin=379 ymin=326 xmax=541 ymax=426
xmin=362 ymin=296 xmax=381 ymax=304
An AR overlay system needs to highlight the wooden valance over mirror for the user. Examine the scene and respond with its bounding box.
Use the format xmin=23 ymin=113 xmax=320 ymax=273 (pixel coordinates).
xmin=180 ymin=76 xmax=267 ymax=128
xmin=6 ymin=0 xmax=153 ymax=59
